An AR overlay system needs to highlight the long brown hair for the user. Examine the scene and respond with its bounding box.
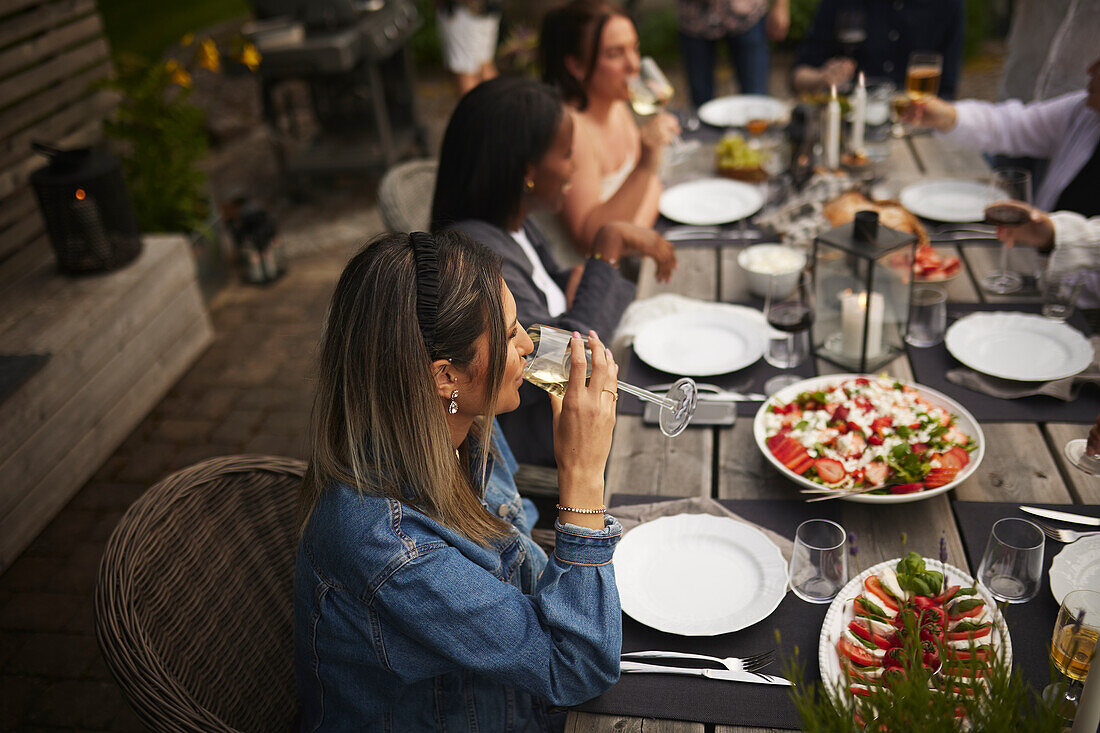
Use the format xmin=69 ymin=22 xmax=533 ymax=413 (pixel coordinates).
xmin=540 ymin=0 xmax=626 ymax=111
xmin=301 ymin=231 xmax=511 ymax=543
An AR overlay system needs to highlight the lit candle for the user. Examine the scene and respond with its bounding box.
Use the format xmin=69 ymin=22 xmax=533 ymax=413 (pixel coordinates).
xmin=840 ymin=290 xmax=884 ymax=363
xmin=826 ymin=84 xmax=841 ymax=170
xmin=851 ymin=72 xmax=866 ymax=154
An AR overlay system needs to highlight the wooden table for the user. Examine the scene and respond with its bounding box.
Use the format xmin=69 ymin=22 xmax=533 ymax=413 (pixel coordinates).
xmin=565 ymin=135 xmax=1097 ymax=733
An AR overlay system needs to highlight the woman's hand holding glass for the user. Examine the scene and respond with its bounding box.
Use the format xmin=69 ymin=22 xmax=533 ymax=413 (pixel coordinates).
xmin=637 ymin=112 xmax=681 ymax=172
xmin=550 ymin=330 xmax=617 ymax=529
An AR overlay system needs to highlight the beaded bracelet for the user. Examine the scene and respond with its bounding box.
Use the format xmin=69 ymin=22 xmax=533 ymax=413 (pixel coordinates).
xmin=590 ymin=251 xmax=618 ymax=267
xmin=556 ymin=503 xmax=607 ymax=515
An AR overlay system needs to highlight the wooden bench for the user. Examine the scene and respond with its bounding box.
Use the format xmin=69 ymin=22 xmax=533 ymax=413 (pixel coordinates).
xmin=0 ymin=236 xmax=213 ymax=571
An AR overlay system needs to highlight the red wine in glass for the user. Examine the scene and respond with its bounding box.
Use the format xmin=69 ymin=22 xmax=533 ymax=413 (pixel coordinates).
xmin=984 ymin=204 xmax=1030 ymax=226
xmin=767 ymin=303 xmax=813 ymax=333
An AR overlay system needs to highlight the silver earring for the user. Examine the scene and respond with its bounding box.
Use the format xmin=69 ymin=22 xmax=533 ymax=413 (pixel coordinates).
xmin=448 ymin=389 xmax=459 ymax=414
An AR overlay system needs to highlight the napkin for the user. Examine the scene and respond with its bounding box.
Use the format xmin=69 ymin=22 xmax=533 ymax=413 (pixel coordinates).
xmin=611 ymin=496 xmax=794 ymax=564
xmin=946 ymin=336 xmax=1100 ymax=401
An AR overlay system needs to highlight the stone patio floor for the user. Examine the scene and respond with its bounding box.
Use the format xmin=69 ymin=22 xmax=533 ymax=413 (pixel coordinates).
xmin=0 ymin=46 xmax=1006 ymax=731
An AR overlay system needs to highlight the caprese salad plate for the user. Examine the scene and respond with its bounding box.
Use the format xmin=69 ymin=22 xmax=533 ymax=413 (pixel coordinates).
xmin=754 ymin=374 xmax=984 ymax=503
xmin=818 ymin=555 xmax=1012 ymax=705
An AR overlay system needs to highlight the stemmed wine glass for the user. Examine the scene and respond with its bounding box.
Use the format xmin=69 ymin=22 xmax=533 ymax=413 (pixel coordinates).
xmin=1065 ymin=413 xmax=1100 ymax=475
xmin=628 ymin=56 xmax=695 ymax=163
xmin=763 ymin=269 xmax=814 ymax=394
xmin=1042 ymin=590 xmax=1100 ymax=720
xmin=835 ymin=9 xmax=866 ymax=66
xmin=981 ymin=168 xmax=1032 ymax=295
xmin=523 ymin=324 xmax=697 ymax=437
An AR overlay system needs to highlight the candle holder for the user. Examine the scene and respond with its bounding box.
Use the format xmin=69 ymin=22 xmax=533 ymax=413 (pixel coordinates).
xmin=812 ymin=211 xmax=916 ymax=372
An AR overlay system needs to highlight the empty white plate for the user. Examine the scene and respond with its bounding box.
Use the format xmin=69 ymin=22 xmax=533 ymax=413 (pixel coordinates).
xmin=659 ymin=178 xmax=765 ymax=226
xmin=633 ymin=308 xmax=766 ymax=376
xmin=945 ymin=312 xmax=1094 ymax=381
xmin=697 ymin=94 xmax=789 ymax=128
xmin=899 ymin=179 xmax=991 ymax=222
xmin=614 ymin=514 xmax=788 ymax=636
xmin=1049 ymin=536 xmax=1100 ymax=605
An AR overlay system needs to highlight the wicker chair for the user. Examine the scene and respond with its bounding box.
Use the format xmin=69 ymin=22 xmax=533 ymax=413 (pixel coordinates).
xmin=377 ymin=158 xmax=437 ymax=233
xmin=94 ymin=455 xmax=307 ymax=733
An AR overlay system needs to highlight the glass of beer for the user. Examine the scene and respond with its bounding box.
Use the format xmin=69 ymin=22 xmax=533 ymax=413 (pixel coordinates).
xmin=1043 ymin=590 xmax=1100 ymax=719
xmin=523 ymin=324 xmax=697 ymax=437
xmin=906 ymin=51 xmax=942 ymax=100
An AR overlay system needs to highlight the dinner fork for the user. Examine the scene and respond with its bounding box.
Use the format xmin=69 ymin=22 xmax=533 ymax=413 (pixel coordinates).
xmin=1033 ymin=520 xmax=1100 ymax=544
xmin=621 ymin=649 xmax=775 ymax=673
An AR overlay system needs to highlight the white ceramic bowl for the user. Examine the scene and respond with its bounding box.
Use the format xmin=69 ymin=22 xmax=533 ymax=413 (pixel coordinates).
xmin=737 ymin=244 xmax=806 ymax=299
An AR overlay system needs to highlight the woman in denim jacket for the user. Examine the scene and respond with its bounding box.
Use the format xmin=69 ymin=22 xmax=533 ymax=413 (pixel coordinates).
xmin=294 ymin=230 xmax=624 ymax=731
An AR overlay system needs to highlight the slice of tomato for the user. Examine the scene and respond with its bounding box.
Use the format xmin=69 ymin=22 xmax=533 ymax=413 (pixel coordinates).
xmin=864 ymin=576 xmax=900 ymax=611
xmin=947 ymin=625 xmax=992 ymax=642
xmin=949 ymin=604 xmax=986 ymax=621
xmin=932 ymin=585 xmax=961 ymax=604
xmin=849 ymin=619 xmax=894 ymax=649
xmin=815 ymin=458 xmax=846 ymax=483
xmin=838 ymin=637 xmax=879 ymax=668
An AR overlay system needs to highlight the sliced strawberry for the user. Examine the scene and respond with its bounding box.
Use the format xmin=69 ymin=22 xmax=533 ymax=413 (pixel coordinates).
xmin=870 ymin=416 xmax=893 ymax=435
xmin=864 ymin=462 xmax=888 ymax=486
xmin=946 ymin=445 xmax=970 ymax=467
xmin=814 ymin=458 xmax=846 ymax=483
xmin=890 ymin=483 xmax=924 ymax=494
xmin=788 ymin=454 xmax=815 ymax=474
xmin=923 ymin=467 xmax=959 ymax=488
xmin=937 ymin=450 xmax=964 ymax=471
xmin=868 ymin=433 xmax=884 ymax=445
xmin=844 ymin=432 xmax=866 ymax=456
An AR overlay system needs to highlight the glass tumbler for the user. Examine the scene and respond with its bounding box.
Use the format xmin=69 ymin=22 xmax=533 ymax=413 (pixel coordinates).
xmin=977 ymin=518 xmax=1044 ymax=603
xmin=790 ymin=519 xmax=848 ymax=603
xmin=905 ymin=287 xmax=947 ymax=347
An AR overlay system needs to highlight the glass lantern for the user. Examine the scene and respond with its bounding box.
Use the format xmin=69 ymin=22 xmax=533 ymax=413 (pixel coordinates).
xmin=812 ymin=211 xmax=916 ymax=372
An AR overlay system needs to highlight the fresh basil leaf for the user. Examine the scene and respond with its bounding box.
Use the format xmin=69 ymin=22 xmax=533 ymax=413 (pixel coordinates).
xmin=951 ymin=598 xmax=985 ymax=613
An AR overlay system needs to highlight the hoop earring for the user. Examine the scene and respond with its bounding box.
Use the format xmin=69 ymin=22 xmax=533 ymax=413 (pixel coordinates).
xmin=448 ymin=389 xmax=459 ymax=415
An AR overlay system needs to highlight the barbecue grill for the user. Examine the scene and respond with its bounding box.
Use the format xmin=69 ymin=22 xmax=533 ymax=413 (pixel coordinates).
xmin=246 ymin=0 xmax=425 ymax=181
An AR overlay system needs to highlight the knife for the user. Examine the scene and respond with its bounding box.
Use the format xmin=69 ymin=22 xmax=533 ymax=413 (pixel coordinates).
xmin=1020 ymin=506 xmax=1100 ymax=527
xmin=620 ymin=660 xmax=793 ymax=686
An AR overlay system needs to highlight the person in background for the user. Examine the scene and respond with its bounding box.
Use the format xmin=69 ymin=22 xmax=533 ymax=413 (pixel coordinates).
xmin=294 ymin=230 xmax=623 ymax=731
xmin=436 ymin=0 xmax=502 ymax=95
xmin=905 ymin=57 xmax=1100 ymax=216
xmin=791 ymin=0 xmax=964 ymax=99
xmin=998 ymin=0 xmax=1100 ymax=104
xmin=432 ymin=76 xmax=675 ymax=466
xmin=540 ymin=0 xmax=680 ymax=256
xmin=676 ymin=0 xmax=790 ymax=108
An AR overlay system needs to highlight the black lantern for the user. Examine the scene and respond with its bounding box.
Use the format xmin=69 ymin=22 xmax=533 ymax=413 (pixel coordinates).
xmin=812 ymin=211 xmax=916 ymax=372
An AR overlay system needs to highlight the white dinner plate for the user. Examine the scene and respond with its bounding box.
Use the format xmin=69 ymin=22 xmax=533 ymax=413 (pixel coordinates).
xmin=697 ymin=94 xmax=789 ymax=128
xmin=633 ymin=307 xmax=766 ymax=376
xmin=753 ymin=374 xmax=985 ymax=504
xmin=659 ymin=178 xmax=765 ymax=226
xmin=614 ymin=513 xmax=788 ymax=636
xmin=819 ymin=559 xmax=1012 ymax=701
xmin=1049 ymin=536 xmax=1100 ymax=605
xmin=944 ymin=312 xmax=1094 ymax=382
xmin=899 ymin=179 xmax=991 ymax=222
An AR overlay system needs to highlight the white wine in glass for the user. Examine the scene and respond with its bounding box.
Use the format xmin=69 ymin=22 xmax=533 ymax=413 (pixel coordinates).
xmin=1044 ymin=589 xmax=1100 ymax=719
xmin=523 ymin=324 xmax=697 ymax=437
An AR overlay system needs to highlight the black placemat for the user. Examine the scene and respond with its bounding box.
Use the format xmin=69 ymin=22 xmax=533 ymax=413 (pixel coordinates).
xmin=952 ymin=501 xmax=1100 ymax=694
xmin=620 ymin=335 xmax=817 ymax=421
xmin=907 ymin=302 xmax=1099 ymax=423
xmin=0 ymin=353 xmax=49 ymax=406
xmin=574 ymin=496 xmax=840 ymax=729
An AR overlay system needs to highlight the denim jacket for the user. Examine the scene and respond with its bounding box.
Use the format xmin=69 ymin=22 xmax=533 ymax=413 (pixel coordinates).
xmin=294 ymin=426 xmax=623 ymax=732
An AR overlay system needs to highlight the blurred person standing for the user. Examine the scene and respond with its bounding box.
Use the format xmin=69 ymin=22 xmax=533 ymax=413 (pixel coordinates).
xmin=437 ymin=0 xmax=502 ymax=95
xmin=999 ymin=0 xmax=1100 ymax=103
xmin=791 ymin=0 xmax=964 ymax=99
xmin=676 ymin=0 xmax=791 ymax=107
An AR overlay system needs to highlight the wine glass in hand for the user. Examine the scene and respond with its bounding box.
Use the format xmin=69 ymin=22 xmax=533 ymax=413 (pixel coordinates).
xmin=1043 ymin=590 xmax=1100 ymax=719
xmin=981 ymin=169 xmax=1032 ymax=295
xmin=628 ymin=57 xmax=693 ymax=162
xmin=763 ymin=269 xmax=814 ymax=394
xmin=524 ymin=324 xmax=697 ymax=437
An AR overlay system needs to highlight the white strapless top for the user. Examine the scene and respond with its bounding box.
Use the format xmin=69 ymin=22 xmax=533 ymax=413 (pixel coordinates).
xmin=599 ymin=151 xmax=636 ymax=202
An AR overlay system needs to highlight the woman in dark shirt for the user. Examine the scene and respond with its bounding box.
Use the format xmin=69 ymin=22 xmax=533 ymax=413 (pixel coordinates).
xmin=431 ymin=76 xmax=675 ymax=466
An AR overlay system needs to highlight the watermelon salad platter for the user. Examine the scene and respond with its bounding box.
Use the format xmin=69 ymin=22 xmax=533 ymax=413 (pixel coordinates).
xmin=754 ymin=375 xmax=984 ymax=503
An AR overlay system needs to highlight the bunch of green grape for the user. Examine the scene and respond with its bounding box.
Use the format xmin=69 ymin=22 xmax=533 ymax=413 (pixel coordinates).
xmin=715 ymin=134 xmax=764 ymax=169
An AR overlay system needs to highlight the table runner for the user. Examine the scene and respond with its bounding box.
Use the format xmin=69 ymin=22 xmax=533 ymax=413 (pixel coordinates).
xmin=952 ymin=501 xmax=1100 ymax=693
xmin=907 ymin=302 xmax=1099 ymax=423
xmin=573 ymin=496 xmax=839 ymax=729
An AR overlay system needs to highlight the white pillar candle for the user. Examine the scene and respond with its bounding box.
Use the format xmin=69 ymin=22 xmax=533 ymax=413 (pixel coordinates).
xmin=840 ymin=290 xmax=884 ymax=362
xmin=826 ymin=85 xmax=841 ymax=170
xmin=851 ymin=72 xmax=866 ymax=154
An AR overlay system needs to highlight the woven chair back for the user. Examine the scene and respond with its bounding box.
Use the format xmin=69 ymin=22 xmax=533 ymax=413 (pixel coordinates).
xmin=95 ymin=455 xmax=307 ymax=732
xmin=378 ymin=158 xmax=437 ymax=233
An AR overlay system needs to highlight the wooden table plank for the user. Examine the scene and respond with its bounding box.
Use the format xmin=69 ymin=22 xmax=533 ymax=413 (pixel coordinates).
xmin=951 ymin=423 xmax=1072 ymax=503
xmin=566 ymin=712 xmax=704 ymax=733
xmin=1043 ymin=423 xmax=1100 ymax=504
xmin=908 ymin=134 xmax=988 ymax=178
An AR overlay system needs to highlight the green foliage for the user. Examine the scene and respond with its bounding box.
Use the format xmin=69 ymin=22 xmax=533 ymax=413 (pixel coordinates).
xmin=411 ymin=0 xmax=444 ymax=68
xmin=784 ymin=609 xmax=1065 ymax=732
xmin=635 ymin=6 xmax=680 ymax=66
xmin=97 ymin=0 xmax=250 ymax=62
xmin=788 ymin=0 xmax=821 ymax=44
xmin=963 ymin=0 xmax=992 ymax=60
xmin=101 ymin=57 xmax=210 ymax=233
